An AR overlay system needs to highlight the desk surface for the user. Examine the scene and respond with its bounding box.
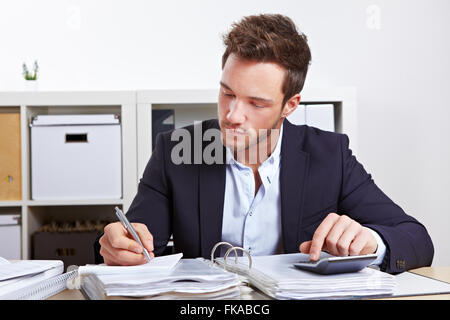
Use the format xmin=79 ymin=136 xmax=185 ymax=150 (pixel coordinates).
xmin=49 ymin=266 xmax=450 ymax=300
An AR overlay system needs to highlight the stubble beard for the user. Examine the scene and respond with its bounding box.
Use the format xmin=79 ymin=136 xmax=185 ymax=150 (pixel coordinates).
xmin=221 ymin=115 xmax=283 ymax=165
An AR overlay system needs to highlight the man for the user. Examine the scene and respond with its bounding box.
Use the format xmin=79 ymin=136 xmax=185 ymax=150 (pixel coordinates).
xmin=95 ymin=14 xmax=433 ymax=274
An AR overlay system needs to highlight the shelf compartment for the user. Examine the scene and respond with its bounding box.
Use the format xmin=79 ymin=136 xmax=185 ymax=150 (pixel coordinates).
xmin=26 ymin=199 xmax=124 ymax=206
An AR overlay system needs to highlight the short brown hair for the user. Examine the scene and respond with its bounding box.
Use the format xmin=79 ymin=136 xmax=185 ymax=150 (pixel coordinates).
xmin=222 ymin=14 xmax=312 ymax=106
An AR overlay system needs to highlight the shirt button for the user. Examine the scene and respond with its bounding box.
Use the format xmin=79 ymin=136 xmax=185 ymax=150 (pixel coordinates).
xmin=249 ymin=211 xmax=253 ymax=216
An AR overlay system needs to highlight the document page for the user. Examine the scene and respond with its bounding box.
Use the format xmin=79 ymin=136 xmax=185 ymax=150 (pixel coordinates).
xmin=78 ymin=253 xmax=183 ymax=275
xmin=0 ymin=260 xmax=62 ymax=281
xmin=392 ymin=271 xmax=450 ymax=297
xmin=83 ymin=258 xmax=240 ymax=298
xmin=0 ymin=265 xmax=64 ymax=298
xmin=217 ymin=253 xmax=396 ymax=299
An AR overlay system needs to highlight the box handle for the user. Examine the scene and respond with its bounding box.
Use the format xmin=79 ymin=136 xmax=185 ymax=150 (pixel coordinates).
xmin=56 ymin=248 xmax=76 ymax=256
xmin=65 ymin=133 xmax=88 ymax=143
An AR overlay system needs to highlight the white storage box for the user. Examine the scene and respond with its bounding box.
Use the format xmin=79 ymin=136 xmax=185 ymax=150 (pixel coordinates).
xmin=0 ymin=214 xmax=21 ymax=259
xmin=30 ymin=114 xmax=122 ymax=200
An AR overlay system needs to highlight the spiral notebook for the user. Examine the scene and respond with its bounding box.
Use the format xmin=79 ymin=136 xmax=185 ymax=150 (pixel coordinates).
xmin=0 ymin=257 xmax=77 ymax=300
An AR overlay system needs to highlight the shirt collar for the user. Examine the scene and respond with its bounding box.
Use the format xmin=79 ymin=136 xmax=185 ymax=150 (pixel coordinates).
xmin=258 ymin=123 xmax=283 ymax=186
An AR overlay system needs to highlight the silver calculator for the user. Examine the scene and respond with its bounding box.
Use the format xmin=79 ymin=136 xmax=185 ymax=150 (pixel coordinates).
xmin=293 ymin=253 xmax=378 ymax=275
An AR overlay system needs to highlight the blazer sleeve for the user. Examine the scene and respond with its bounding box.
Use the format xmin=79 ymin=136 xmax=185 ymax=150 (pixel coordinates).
xmin=337 ymin=134 xmax=434 ymax=274
xmin=93 ymin=132 xmax=172 ymax=263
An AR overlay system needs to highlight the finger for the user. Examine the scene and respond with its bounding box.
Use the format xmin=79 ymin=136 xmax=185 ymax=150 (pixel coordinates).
xmin=113 ymin=248 xmax=149 ymax=266
xmin=299 ymin=241 xmax=312 ymax=254
xmin=302 ymin=242 xmax=333 ymax=257
xmin=309 ymin=213 xmax=340 ymax=260
xmin=131 ymin=223 xmax=154 ymax=252
xmin=100 ymin=243 xmax=125 ymax=266
xmin=325 ymin=215 xmax=353 ymax=256
xmin=348 ymin=231 xmax=368 ymax=256
xmin=336 ymin=220 xmax=361 ymax=256
xmin=100 ymin=244 xmax=122 ymax=266
xmin=99 ymin=232 xmax=119 ymax=254
xmin=102 ymin=240 xmax=148 ymax=266
xmin=349 ymin=227 xmax=378 ymax=255
xmin=98 ymin=233 xmax=109 ymax=250
xmin=105 ymin=223 xmax=144 ymax=254
xmin=105 ymin=238 xmax=155 ymax=265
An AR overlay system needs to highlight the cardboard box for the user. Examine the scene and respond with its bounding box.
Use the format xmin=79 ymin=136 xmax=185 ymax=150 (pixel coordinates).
xmin=0 ymin=113 xmax=22 ymax=200
xmin=33 ymin=231 xmax=100 ymax=271
xmin=32 ymin=220 xmax=108 ymax=271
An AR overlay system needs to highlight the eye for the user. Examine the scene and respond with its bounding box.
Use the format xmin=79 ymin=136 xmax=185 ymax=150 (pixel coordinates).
xmin=252 ymin=102 xmax=264 ymax=109
xmin=222 ymin=90 xmax=234 ymax=97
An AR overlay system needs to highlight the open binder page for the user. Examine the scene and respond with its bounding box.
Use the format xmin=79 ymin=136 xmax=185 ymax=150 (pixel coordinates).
xmin=0 ymin=265 xmax=65 ymax=299
xmin=0 ymin=259 xmax=63 ymax=281
xmin=78 ymin=253 xmax=183 ymax=275
xmin=392 ymin=271 xmax=450 ymax=298
xmin=215 ymin=253 xmax=396 ymax=299
xmin=0 ymin=258 xmax=68 ymax=300
xmin=82 ymin=280 xmax=240 ymax=300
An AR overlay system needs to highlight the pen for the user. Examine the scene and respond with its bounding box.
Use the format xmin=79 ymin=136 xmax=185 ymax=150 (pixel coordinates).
xmin=114 ymin=206 xmax=152 ymax=262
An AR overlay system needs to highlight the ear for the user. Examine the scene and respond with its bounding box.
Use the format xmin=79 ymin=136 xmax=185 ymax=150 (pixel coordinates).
xmin=281 ymin=94 xmax=301 ymax=118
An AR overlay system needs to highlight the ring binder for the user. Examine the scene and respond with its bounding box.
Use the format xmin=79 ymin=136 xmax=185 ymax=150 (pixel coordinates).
xmin=79 ymin=254 xmax=242 ymax=300
xmin=224 ymin=247 xmax=252 ymax=270
xmin=210 ymin=241 xmax=252 ymax=270
xmin=210 ymin=241 xmax=234 ymax=263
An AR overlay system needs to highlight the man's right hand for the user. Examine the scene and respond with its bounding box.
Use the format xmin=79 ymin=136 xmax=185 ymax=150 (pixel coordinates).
xmin=99 ymin=222 xmax=155 ymax=266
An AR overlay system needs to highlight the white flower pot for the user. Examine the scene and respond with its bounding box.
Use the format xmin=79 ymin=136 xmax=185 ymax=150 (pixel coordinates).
xmin=23 ymin=80 xmax=39 ymax=91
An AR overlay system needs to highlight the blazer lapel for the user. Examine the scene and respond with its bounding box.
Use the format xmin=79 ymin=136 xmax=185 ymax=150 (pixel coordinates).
xmin=199 ymin=120 xmax=226 ymax=258
xmin=280 ymin=120 xmax=310 ymax=253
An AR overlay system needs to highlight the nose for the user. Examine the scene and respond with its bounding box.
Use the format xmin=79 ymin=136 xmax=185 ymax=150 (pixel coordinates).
xmin=226 ymin=99 xmax=246 ymax=124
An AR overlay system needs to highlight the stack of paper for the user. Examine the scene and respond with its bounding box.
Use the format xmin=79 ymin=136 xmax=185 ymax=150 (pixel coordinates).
xmin=0 ymin=257 xmax=75 ymax=299
xmin=216 ymin=253 xmax=396 ymax=299
xmin=79 ymin=254 xmax=241 ymax=300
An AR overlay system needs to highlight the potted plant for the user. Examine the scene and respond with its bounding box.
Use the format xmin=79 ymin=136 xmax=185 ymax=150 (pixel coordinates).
xmin=22 ymin=60 xmax=39 ymax=90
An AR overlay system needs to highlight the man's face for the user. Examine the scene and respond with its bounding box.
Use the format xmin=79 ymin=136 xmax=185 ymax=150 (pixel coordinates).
xmin=218 ymin=54 xmax=287 ymax=153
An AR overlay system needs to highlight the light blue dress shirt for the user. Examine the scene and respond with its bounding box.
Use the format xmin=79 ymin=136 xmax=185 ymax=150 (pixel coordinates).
xmin=221 ymin=123 xmax=386 ymax=266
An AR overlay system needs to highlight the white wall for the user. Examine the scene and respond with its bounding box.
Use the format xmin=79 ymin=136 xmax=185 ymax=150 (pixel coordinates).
xmin=1 ymin=0 xmax=449 ymax=266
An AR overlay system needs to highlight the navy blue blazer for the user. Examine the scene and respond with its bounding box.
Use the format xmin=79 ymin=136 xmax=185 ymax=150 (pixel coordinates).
xmin=94 ymin=119 xmax=433 ymax=274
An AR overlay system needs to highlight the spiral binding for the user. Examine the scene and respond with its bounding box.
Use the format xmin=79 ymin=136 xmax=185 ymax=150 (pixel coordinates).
xmin=210 ymin=241 xmax=252 ymax=270
xmin=14 ymin=270 xmax=77 ymax=300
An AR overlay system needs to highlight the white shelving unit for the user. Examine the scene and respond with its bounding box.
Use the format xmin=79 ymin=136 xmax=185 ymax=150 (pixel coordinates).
xmin=0 ymin=87 xmax=356 ymax=260
xmin=0 ymin=91 xmax=137 ymax=259
xmin=136 ymin=89 xmax=220 ymax=180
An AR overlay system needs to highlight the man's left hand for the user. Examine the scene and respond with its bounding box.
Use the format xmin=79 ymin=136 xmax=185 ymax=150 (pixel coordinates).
xmin=299 ymin=213 xmax=378 ymax=261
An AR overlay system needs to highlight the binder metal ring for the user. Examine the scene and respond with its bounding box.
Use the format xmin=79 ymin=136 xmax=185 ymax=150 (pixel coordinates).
xmin=224 ymin=246 xmax=252 ymax=270
xmin=210 ymin=241 xmax=236 ymax=264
